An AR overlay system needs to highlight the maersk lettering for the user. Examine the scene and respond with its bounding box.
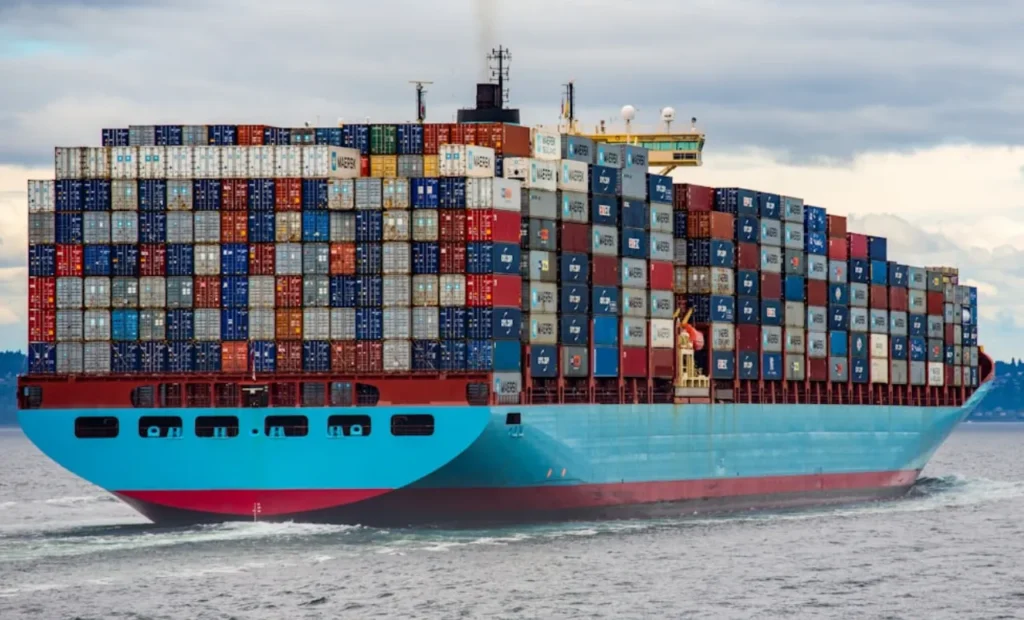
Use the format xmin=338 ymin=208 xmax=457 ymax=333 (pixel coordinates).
xmin=536 ymin=167 xmax=554 ymax=181
xmin=626 ymin=325 xmax=644 ymax=339
xmin=338 ymin=156 xmax=357 ymax=169
xmin=654 ymin=240 xmax=671 ymax=254
xmin=654 ymin=325 xmax=672 ymax=341
xmin=765 ymin=332 xmax=780 ymax=345
xmin=627 ymin=266 xmax=644 ymax=279
xmin=628 ymin=297 xmax=644 ymax=309
xmin=473 ymin=154 xmax=492 ymax=168
xmin=535 ymin=291 xmax=554 ymax=304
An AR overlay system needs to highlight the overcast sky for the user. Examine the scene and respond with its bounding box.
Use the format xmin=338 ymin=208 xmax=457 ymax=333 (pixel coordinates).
xmin=2 ymin=0 xmax=1023 ymax=360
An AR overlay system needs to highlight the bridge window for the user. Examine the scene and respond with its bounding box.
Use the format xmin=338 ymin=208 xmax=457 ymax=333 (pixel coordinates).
xmin=215 ymin=383 xmax=239 ymax=408
xmin=195 ymin=415 xmax=239 ymax=438
xmin=138 ymin=416 xmax=183 ymax=438
xmin=301 ymin=383 xmax=326 ymax=407
xmin=186 ymin=383 xmax=211 ymax=408
xmin=272 ymin=383 xmax=297 ymax=407
xmin=75 ymin=416 xmax=119 ymax=439
xmin=131 ymin=386 xmax=155 ymax=408
xmin=330 ymin=382 xmax=354 ymax=406
xmin=20 ymin=385 xmax=42 ymax=409
xmin=160 ymin=383 xmax=183 ymax=408
xmin=391 ymin=414 xmax=434 ymax=437
xmin=328 ymin=414 xmax=371 ymax=437
xmin=467 ymin=382 xmax=489 ymax=405
xmin=356 ymin=384 xmax=380 ymax=406
xmin=264 ymin=415 xmax=308 ymax=438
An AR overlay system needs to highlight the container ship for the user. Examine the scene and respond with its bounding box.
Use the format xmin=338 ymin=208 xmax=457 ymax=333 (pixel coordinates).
xmin=17 ymin=54 xmax=994 ymax=526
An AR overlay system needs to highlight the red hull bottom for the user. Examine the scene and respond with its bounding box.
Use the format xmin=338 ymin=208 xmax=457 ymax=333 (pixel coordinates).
xmin=116 ymin=470 xmax=920 ymax=527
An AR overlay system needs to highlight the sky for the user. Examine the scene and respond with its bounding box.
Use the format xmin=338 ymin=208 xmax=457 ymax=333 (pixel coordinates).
xmin=1 ymin=0 xmax=1023 ymax=359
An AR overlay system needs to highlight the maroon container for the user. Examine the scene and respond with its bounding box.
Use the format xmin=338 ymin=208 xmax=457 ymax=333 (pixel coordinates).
xmin=355 ymin=342 xmax=383 ymax=374
xmin=29 ymin=309 xmax=55 ymax=342
xmin=221 ymin=211 xmax=248 ymax=243
xmin=194 ymin=276 xmax=221 ymax=308
xmin=869 ymin=285 xmax=888 ymax=309
xmin=736 ymin=325 xmax=760 ymax=352
xmin=467 ymin=274 xmax=521 ymax=308
xmin=56 ymin=244 xmax=84 ymax=277
xmin=560 ymin=222 xmax=590 ymax=253
xmin=331 ymin=342 xmax=357 ymax=374
xmin=761 ymin=272 xmax=782 ymax=299
xmin=649 ymin=261 xmax=673 ymax=291
xmin=620 ymin=346 xmax=649 ymax=377
xmin=237 ymin=125 xmax=266 ymax=146
xmin=221 ymin=179 xmax=248 ymax=211
xmin=927 ymin=291 xmax=944 ymax=314
xmin=249 ymin=243 xmax=275 ymax=275
xmin=28 ymin=277 xmax=56 ymax=310
xmin=827 ymin=215 xmax=847 ymax=239
xmin=276 ymin=341 xmax=303 ymax=373
xmin=828 ymin=238 xmax=848 ymax=261
xmin=945 ymin=324 xmax=956 ymax=344
xmin=737 ymin=242 xmax=760 ymax=271
xmin=807 ymin=280 xmax=828 ymax=307
xmin=944 ymin=365 xmax=956 ymax=385
xmin=592 ymin=255 xmax=621 ymax=287
xmin=687 ymin=211 xmax=735 ymax=239
xmin=440 ymin=243 xmax=467 ymax=273
xmin=440 ymin=212 xmax=467 ymax=242
xmin=650 ymin=348 xmax=675 ymax=378
xmin=275 ymin=276 xmax=303 ymax=308
xmin=847 ymin=233 xmax=869 ymax=259
xmin=673 ymin=183 xmax=714 ymax=212
xmin=138 ymin=244 xmax=164 ymax=277
xmin=808 ymin=358 xmax=828 ymax=382
xmin=274 ymin=178 xmax=302 ymax=211
xmin=889 ymin=287 xmax=908 ymax=312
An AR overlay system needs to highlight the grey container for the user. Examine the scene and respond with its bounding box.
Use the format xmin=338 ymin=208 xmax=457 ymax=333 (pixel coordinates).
xmin=955 ymin=285 xmax=970 ymax=305
xmin=439 ymin=275 xmax=466 ymax=306
xmin=908 ymin=267 xmax=927 ymax=291
xmin=829 ymin=260 xmax=848 ymax=284
xmin=84 ymin=277 xmax=110 ymax=309
xmin=673 ymin=241 xmax=687 ymax=266
xmin=276 ymin=244 xmax=302 ymax=276
xmin=527 ymin=282 xmax=558 ymax=314
xmin=249 ymin=276 xmax=275 ymax=308
xmin=621 ymin=258 xmax=648 ymax=289
xmin=969 ymin=346 xmax=979 ymax=367
xmin=869 ymin=309 xmax=888 ymax=334
xmin=527 ymin=219 xmax=558 ymax=252
xmin=248 ymin=308 xmax=276 ymax=341
xmin=383 ymin=308 xmax=411 ymax=340
xmin=167 ymin=180 xmax=193 ymax=210
xmin=688 ymin=267 xmax=711 ymax=295
xmin=910 ymin=361 xmax=926 ymax=385
xmin=84 ymin=310 xmax=110 ymax=341
xmin=411 ymin=275 xmax=436 ymax=306
xmin=139 ymin=277 xmax=166 ymax=308
xmin=129 ymin=125 xmax=156 ymax=146
xmin=194 ymin=309 xmax=220 ymax=341
xmin=621 ymin=287 xmax=649 ymax=318
xmin=303 ymin=243 xmax=330 ymax=275
xmin=303 ymin=308 xmax=330 ymax=341
xmin=527 ymin=313 xmax=558 ymax=345
xmin=523 ymin=189 xmax=558 ymax=221
xmin=29 ymin=213 xmax=55 ymax=244
xmin=807 ymin=331 xmax=827 ymax=358
xmin=355 ymin=178 xmax=383 ymax=209
xmin=528 ymin=251 xmax=557 ymax=283
xmin=303 ymin=275 xmax=330 ymax=308
xmin=331 ymin=212 xmax=357 ymax=242
xmin=784 ymin=302 xmax=805 ymax=329
xmin=760 ymin=219 xmax=782 ymax=247
xmin=56 ymin=277 xmax=83 ymax=309
xmin=782 ymin=196 xmax=804 ymax=222
xmin=674 ymin=267 xmax=688 ymax=294
xmin=908 ymin=290 xmax=926 ymax=314
xmin=193 ymin=212 xmax=220 ymax=243
xmin=383 ymin=340 xmax=412 ymax=373
xmin=139 ymin=310 xmax=165 ymax=341
xmin=760 ymin=246 xmax=782 ymax=274
xmin=829 ymin=356 xmax=849 ymax=382
xmin=83 ymin=212 xmax=110 ymax=245
xmin=762 ymin=326 xmax=783 ymax=353
xmin=650 ymin=291 xmax=674 ymax=319
xmin=194 ymin=245 xmax=221 ymax=276
xmin=954 ymin=345 xmax=963 ymax=366
xmin=807 ymin=305 xmax=827 ymax=332
xmin=111 ymin=180 xmax=138 ymax=211
xmin=412 ymin=307 xmax=439 ymax=340
xmin=562 ymin=135 xmax=596 ymax=163
xmin=166 ymin=276 xmax=193 ymax=309
xmin=649 ymin=202 xmax=673 ymax=234
xmin=397 ymin=155 xmax=424 ymax=178
xmin=561 ymin=346 xmax=589 ymax=378
xmin=850 ymin=283 xmax=868 ymax=308
xmin=807 ymin=255 xmax=827 ymax=281
xmin=620 ymin=168 xmax=646 ymax=200
xmin=276 ymin=212 xmax=302 ymax=242
xmin=330 ymin=308 xmax=357 ymax=340
xmin=412 ymin=210 xmax=439 ymax=242
xmin=621 ymin=317 xmax=649 ymax=349
xmin=110 ymin=211 xmax=138 ymax=244
xmin=384 ymin=211 xmax=411 ymax=241
xmin=83 ymin=342 xmax=111 ymax=374
xmin=926 ymin=272 xmax=944 ymax=292
xmin=784 ymin=250 xmax=806 ymax=276
xmin=953 ymin=364 xmax=963 ymax=387
xmin=953 ymin=324 xmax=963 ymax=345
xmin=927 ymin=339 xmax=944 ymax=363
xmin=56 ymin=310 xmax=83 ymax=341
xmin=56 ymin=342 xmax=83 ymax=374
xmin=783 ymin=222 xmax=804 ymax=250
xmin=785 ymin=328 xmax=805 ymax=354
xmin=926 ymin=315 xmax=943 ymax=339
xmin=591 ymin=225 xmax=619 ymax=256
xmin=890 ymin=311 xmax=908 ymax=336
xmin=944 ymin=283 xmax=956 ymax=302
xmin=492 ymin=372 xmax=523 ymax=402
xmin=182 ymin=126 xmax=208 ymax=146
xmin=849 ymin=307 xmax=868 ymax=332
xmin=943 ymin=303 xmax=957 ymax=325
xmin=383 ymin=178 xmax=410 ymax=210
xmin=785 ymin=354 xmax=806 ymax=381
xmin=649 ymin=233 xmax=673 ymax=262
xmin=709 ymin=323 xmax=734 ymax=351
xmin=328 ymin=179 xmax=355 ymax=210
xmin=166 ymin=211 xmax=194 ymax=244
xmin=559 ymin=191 xmax=589 ymax=223
xmin=383 ymin=242 xmax=411 ymax=275
xmin=384 ymin=275 xmax=412 ymax=307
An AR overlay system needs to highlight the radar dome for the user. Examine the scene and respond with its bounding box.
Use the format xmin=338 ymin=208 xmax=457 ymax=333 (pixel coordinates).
xmin=661 ymin=107 xmax=676 ymax=122
xmin=620 ymin=105 xmax=636 ymax=122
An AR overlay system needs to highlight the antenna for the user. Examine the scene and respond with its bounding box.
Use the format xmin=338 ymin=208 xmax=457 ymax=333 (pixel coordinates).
xmin=562 ymin=81 xmax=576 ymax=132
xmin=487 ymin=46 xmax=511 ymax=108
xmin=661 ymin=107 xmax=676 ymax=132
xmin=409 ymin=81 xmax=433 ymax=123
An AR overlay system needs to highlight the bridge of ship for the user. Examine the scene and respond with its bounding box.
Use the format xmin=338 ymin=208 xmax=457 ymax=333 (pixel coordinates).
xmin=580 ymin=132 xmax=705 ymax=174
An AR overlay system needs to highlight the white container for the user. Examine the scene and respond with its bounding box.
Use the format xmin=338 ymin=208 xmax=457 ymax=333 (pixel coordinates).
xmin=194 ymin=309 xmax=220 ymax=341
xmin=192 ymin=146 xmax=221 ymax=178
xmin=275 ymin=213 xmax=302 ymax=243
xmin=111 ymin=147 xmax=139 ymax=180
xmin=303 ymin=308 xmax=330 ymax=340
xmin=111 ymin=211 xmax=138 ymax=244
xmin=383 ymin=211 xmax=411 ymax=241
xmin=412 ymin=275 xmax=438 ymax=306
xmin=383 ymin=275 xmax=411 ymax=307
xmin=439 ymin=144 xmax=496 ymax=178
xmin=83 ymin=147 xmax=111 ymax=179
xmin=412 ymin=307 xmax=439 ymax=339
xmin=382 ymin=177 xmax=411 ymax=209
xmin=248 ymin=308 xmax=276 ymax=341
xmin=302 ymin=145 xmax=360 ymax=179
xmin=649 ymin=318 xmax=674 ymax=349
xmin=557 ymin=159 xmax=588 ymax=192
xmin=382 ymin=307 xmax=411 ymax=340
xmin=411 ymin=210 xmax=438 ymax=241
xmin=275 ymin=243 xmax=302 ymax=275
xmin=194 ymin=245 xmax=221 ymax=276
xmin=164 ymin=147 xmax=193 ymax=179
xmin=465 ymin=177 xmax=522 ymax=211
xmin=138 ymin=277 xmax=165 ymax=308
xmin=330 ymin=308 xmax=357 ymax=340
xmin=83 ymin=310 xmax=110 ymax=341
xmin=869 ymin=334 xmax=889 ymax=359
xmin=248 ymin=276 xmax=276 ymax=308
xmin=383 ymin=340 xmax=412 ymax=373
xmin=28 ymin=180 xmax=55 ymax=213
xmin=57 ymin=311 xmax=83 ymax=340
xmin=503 ymin=157 xmax=557 ymax=191
xmin=528 ymin=313 xmax=558 ymax=345
xmin=166 ymin=212 xmax=194 ymax=244
xmin=328 ymin=179 xmax=355 ymax=210
xmin=220 ymin=146 xmax=248 ymax=179
xmin=531 ymin=128 xmax=562 ymax=161
xmin=55 ymin=147 xmax=84 ymax=179
xmin=138 ymin=146 xmax=167 ymax=179
xmin=167 ymin=180 xmax=193 ymax=211
xmin=870 ymin=358 xmax=889 ymax=384
xmin=274 ymin=145 xmax=303 ymax=177
xmin=193 ymin=211 xmax=220 ymax=243
xmin=383 ymin=242 xmax=411 ymax=275
xmin=248 ymin=146 xmax=276 ymax=178
xmin=83 ymin=277 xmax=111 ymax=309
xmin=439 ymin=275 xmax=466 ymax=306
xmin=83 ymin=342 xmax=111 ymax=374
xmin=927 ymin=362 xmax=945 ymax=386
xmin=111 ymin=180 xmax=138 ymax=210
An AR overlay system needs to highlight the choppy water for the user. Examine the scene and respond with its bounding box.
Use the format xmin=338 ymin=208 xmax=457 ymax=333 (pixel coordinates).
xmin=1 ymin=424 xmax=1023 ymax=620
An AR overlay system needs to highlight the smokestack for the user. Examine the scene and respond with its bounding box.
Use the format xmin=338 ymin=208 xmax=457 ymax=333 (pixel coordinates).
xmin=475 ymin=0 xmax=495 ymax=81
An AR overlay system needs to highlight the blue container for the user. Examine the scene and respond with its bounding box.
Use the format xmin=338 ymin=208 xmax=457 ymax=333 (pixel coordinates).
xmin=829 ymin=331 xmax=848 ymax=357
xmin=412 ymin=242 xmax=440 ymax=275
xmin=590 ymin=164 xmax=619 ymax=195
xmin=689 ymin=294 xmax=735 ymax=324
xmin=738 ymin=297 xmax=760 ymax=325
xmin=943 ymin=346 xmax=955 ymax=366
xmin=83 ymin=245 xmax=111 ymax=276
xmin=592 ymin=316 xmax=619 ymax=346
xmin=909 ymin=337 xmax=926 ymax=362
xmin=167 ymin=341 xmax=195 ymax=373
xmin=889 ymin=262 xmax=908 ymax=288
xmin=709 ymin=351 xmax=735 ymax=379
xmin=737 ymin=270 xmax=759 ymax=297
xmin=829 ymin=283 xmax=849 ymax=306
xmin=342 ymin=124 xmax=370 ymax=155
xmin=301 ymin=179 xmax=329 ymax=210
xmin=247 ymin=179 xmax=275 ymax=211
xmin=440 ymin=307 xmax=467 ymax=340
xmin=138 ymin=212 xmax=166 ymax=243
xmin=111 ymin=342 xmax=139 ymax=374
xmin=908 ymin=314 xmax=925 ymax=336
xmin=648 ymin=174 xmax=673 ymax=204
xmin=673 ymin=211 xmax=687 ymax=238
xmin=194 ymin=342 xmax=222 ymax=372
xmin=329 ymin=276 xmax=357 ymax=307
xmin=891 ymin=336 xmax=908 ymax=360
xmin=870 ymin=260 xmax=888 ymax=286
xmin=220 ymin=244 xmax=248 ymax=276
xmin=248 ymin=212 xmax=275 ymax=243
xmin=970 ymin=367 xmax=979 ymax=386
xmin=112 ymin=245 xmax=138 ymax=277
xmin=83 ymin=180 xmax=111 ymax=211
xmin=850 ymin=333 xmax=869 ymax=359
xmin=411 ymin=178 xmax=440 ymax=208
xmin=55 ymin=180 xmax=83 ymax=212
xmin=397 ymin=124 xmax=424 ymax=155
xmin=261 ymin=127 xmax=286 ymax=145
xmin=412 ymin=340 xmax=440 ymax=372
xmin=829 ymin=305 xmax=849 ymax=331
xmin=302 ymin=341 xmax=331 ymax=373
xmin=969 ymin=287 xmax=978 ymax=305
xmin=761 ymin=299 xmax=783 ymax=326
xmin=355 ymin=308 xmax=384 ymax=340
xmin=716 ymin=188 xmax=758 ymax=217
xmin=530 ymin=345 xmax=558 ymax=378
xmin=466 ymin=308 xmax=494 ymax=339
xmin=805 ymin=231 xmax=826 ymax=256
xmin=208 ymin=125 xmax=237 ymax=146
xmin=561 ymin=284 xmax=590 ymax=315
xmin=620 ymin=228 xmax=648 ymax=259
xmin=302 ymin=211 xmax=330 ymax=242
xmin=620 ymin=200 xmax=646 ymax=230
xmin=166 ymin=244 xmax=194 ymax=277
xmin=220 ymin=308 xmax=248 ymax=341
xmin=221 ymin=276 xmax=249 ymax=308
xmin=439 ymin=340 xmax=466 ymax=371
xmin=759 ymin=193 xmax=781 ymax=219
xmin=784 ymin=275 xmax=805 ymax=301
xmin=803 ymin=205 xmax=827 ymax=233
xmin=492 ymin=308 xmax=522 ymax=340
xmin=138 ymin=180 xmax=166 ymax=211
xmin=492 ymin=340 xmax=521 ymax=372
xmin=467 ymin=340 xmax=494 ymax=371
xmin=591 ymin=345 xmax=619 ymax=377
xmin=736 ymin=215 xmax=759 ymax=244
xmin=560 ymin=252 xmax=589 ymax=283
xmin=867 ymin=236 xmax=887 ymax=261
xmin=355 ymin=276 xmax=382 ymax=307
xmin=439 ymin=178 xmax=466 ymax=209
xmin=56 ymin=213 xmax=83 ymax=244
xmin=193 ymin=180 xmax=222 ymax=211
xmin=687 ymin=239 xmax=713 ymax=268
xmin=166 ymin=309 xmax=194 ymax=341
xmin=851 ymin=357 xmax=869 ymax=383
xmin=356 ymin=243 xmax=382 ymax=275
xmin=250 ymin=341 xmax=276 ymax=373
xmin=28 ymin=344 xmax=56 ymax=374
xmin=710 ymin=240 xmax=735 ymax=268
xmin=849 ymin=258 xmax=869 ymax=284
xmin=355 ymin=211 xmax=383 ymax=241
xmin=592 ymin=286 xmax=619 ymax=315
xmin=102 ymin=128 xmax=130 ymax=147
xmin=155 ymin=125 xmax=183 ymax=146
xmin=313 ymin=127 xmax=340 ymax=146
xmin=738 ymin=351 xmax=759 ymax=380
xmin=29 ymin=245 xmax=56 ymax=277
xmin=112 ymin=309 xmax=139 ymax=341
xmin=466 ymin=242 xmax=519 ymax=274
xmin=138 ymin=342 xmax=166 ymax=374
xmin=560 ymin=314 xmax=589 ymax=346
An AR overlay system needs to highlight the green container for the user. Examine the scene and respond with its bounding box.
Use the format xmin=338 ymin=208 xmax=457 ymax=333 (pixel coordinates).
xmin=370 ymin=125 xmax=397 ymax=155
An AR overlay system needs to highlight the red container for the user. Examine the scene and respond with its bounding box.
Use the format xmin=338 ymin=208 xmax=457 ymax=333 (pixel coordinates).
xmin=560 ymin=222 xmax=589 ymax=253
xmin=807 ymin=280 xmax=828 ymax=307
xmin=927 ymin=291 xmax=944 ymax=314
xmin=29 ymin=277 xmax=56 ymax=310
xmin=423 ymin=124 xmax=440 ymax=155
xmin=221 ymin=212 xmax=248 ymax=243
xmin=222 ymin=179 xmax=248 ymax=211
xmin=221 ymin=342 xmax=248 ymax=373
xmin=276 ymin=276 xmax=303 ymax=308
xmin=761 ymin=273 xmax=782 ymax=299
xmin=620 ymin=347 xmax=649 ymax=377
xmin=463 ymin=123 xmax=478 ymax=145
xmin=736 ymin=324 xmax=760 ymax=352
xmin=440 ymin=243 xmax=466 ymax=273
xmin=467 ymin=209 xmax=520 ymax=243
xmin=360 ymin=157 xmax=370 ymax=177
xmin=436 ymin=124 xmax=452 ymax=146
xmin=138 ymin=244 xmax=165 ymax=277
xmin=277 ymin=341 xmax=303 ymax=373
xmin=467 ymin=274 xmax=521 ymax=307
xmin=56 ymin=244 xmax=83 ymax=277
xmin=737 ymin=242 xmax=759 ymax=271
xmin=889 ymin=287 xmax=908 ymax=312
xmin=274 ymin=178 xmax=302 ymax=211
xmin=673 ymin=183 xmax=714 ymax=212
xmin=847 ymin=233 xmax=868 ymax=259
xmin=687 ymin=211 xmax=735 ymax=239
xmin=440 ymin=212 xmax=467 ymax=242
xmin=331 ymin=342 xmax=358 ymax=374
xmin=945 ymin=324 xmax=956 ymax=344
xmin=29 ymin=308 xmax=55 ymax=342
xmin=194 ymin=276 xmax=221 ymax=308
xmin=591 ymin=256 xmax=620 ymax=287
xmin=473 ymin=123 xmax=531 ymax=157
xmin=249 ymin=244 xmax=275 ymax=275
xmin=869 ymin=285 xmax=888 ymax=309
xmin=808 ymin=358 xmax=828 ymax=382
xmin=447 ymin=124 xmax=465 ymax=145
xmin=237 ymin=125 xmax=265 ymax=145
xmin=828 ymin=238 xmax=848 ymax=261
xmin=355 ymin=342 xmax=383 ymax=374
xmin=275 ymin=309 xmax=303 ymax=340
xmin=649 ymin=261 xmax=673 ymax=291
xmin=329 ymin=243 xmax=357 ymax=275
xmin=650 ymin=348 xmax=675 ymax=378
xmin=944 ymin=365 xmax=957 ymax=385
xmin=827 ymin=215 xmax=847 ymax=239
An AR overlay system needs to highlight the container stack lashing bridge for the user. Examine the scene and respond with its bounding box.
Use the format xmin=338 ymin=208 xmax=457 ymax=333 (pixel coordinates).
xmin=674 ymin=307 xmax=711 ymax=402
